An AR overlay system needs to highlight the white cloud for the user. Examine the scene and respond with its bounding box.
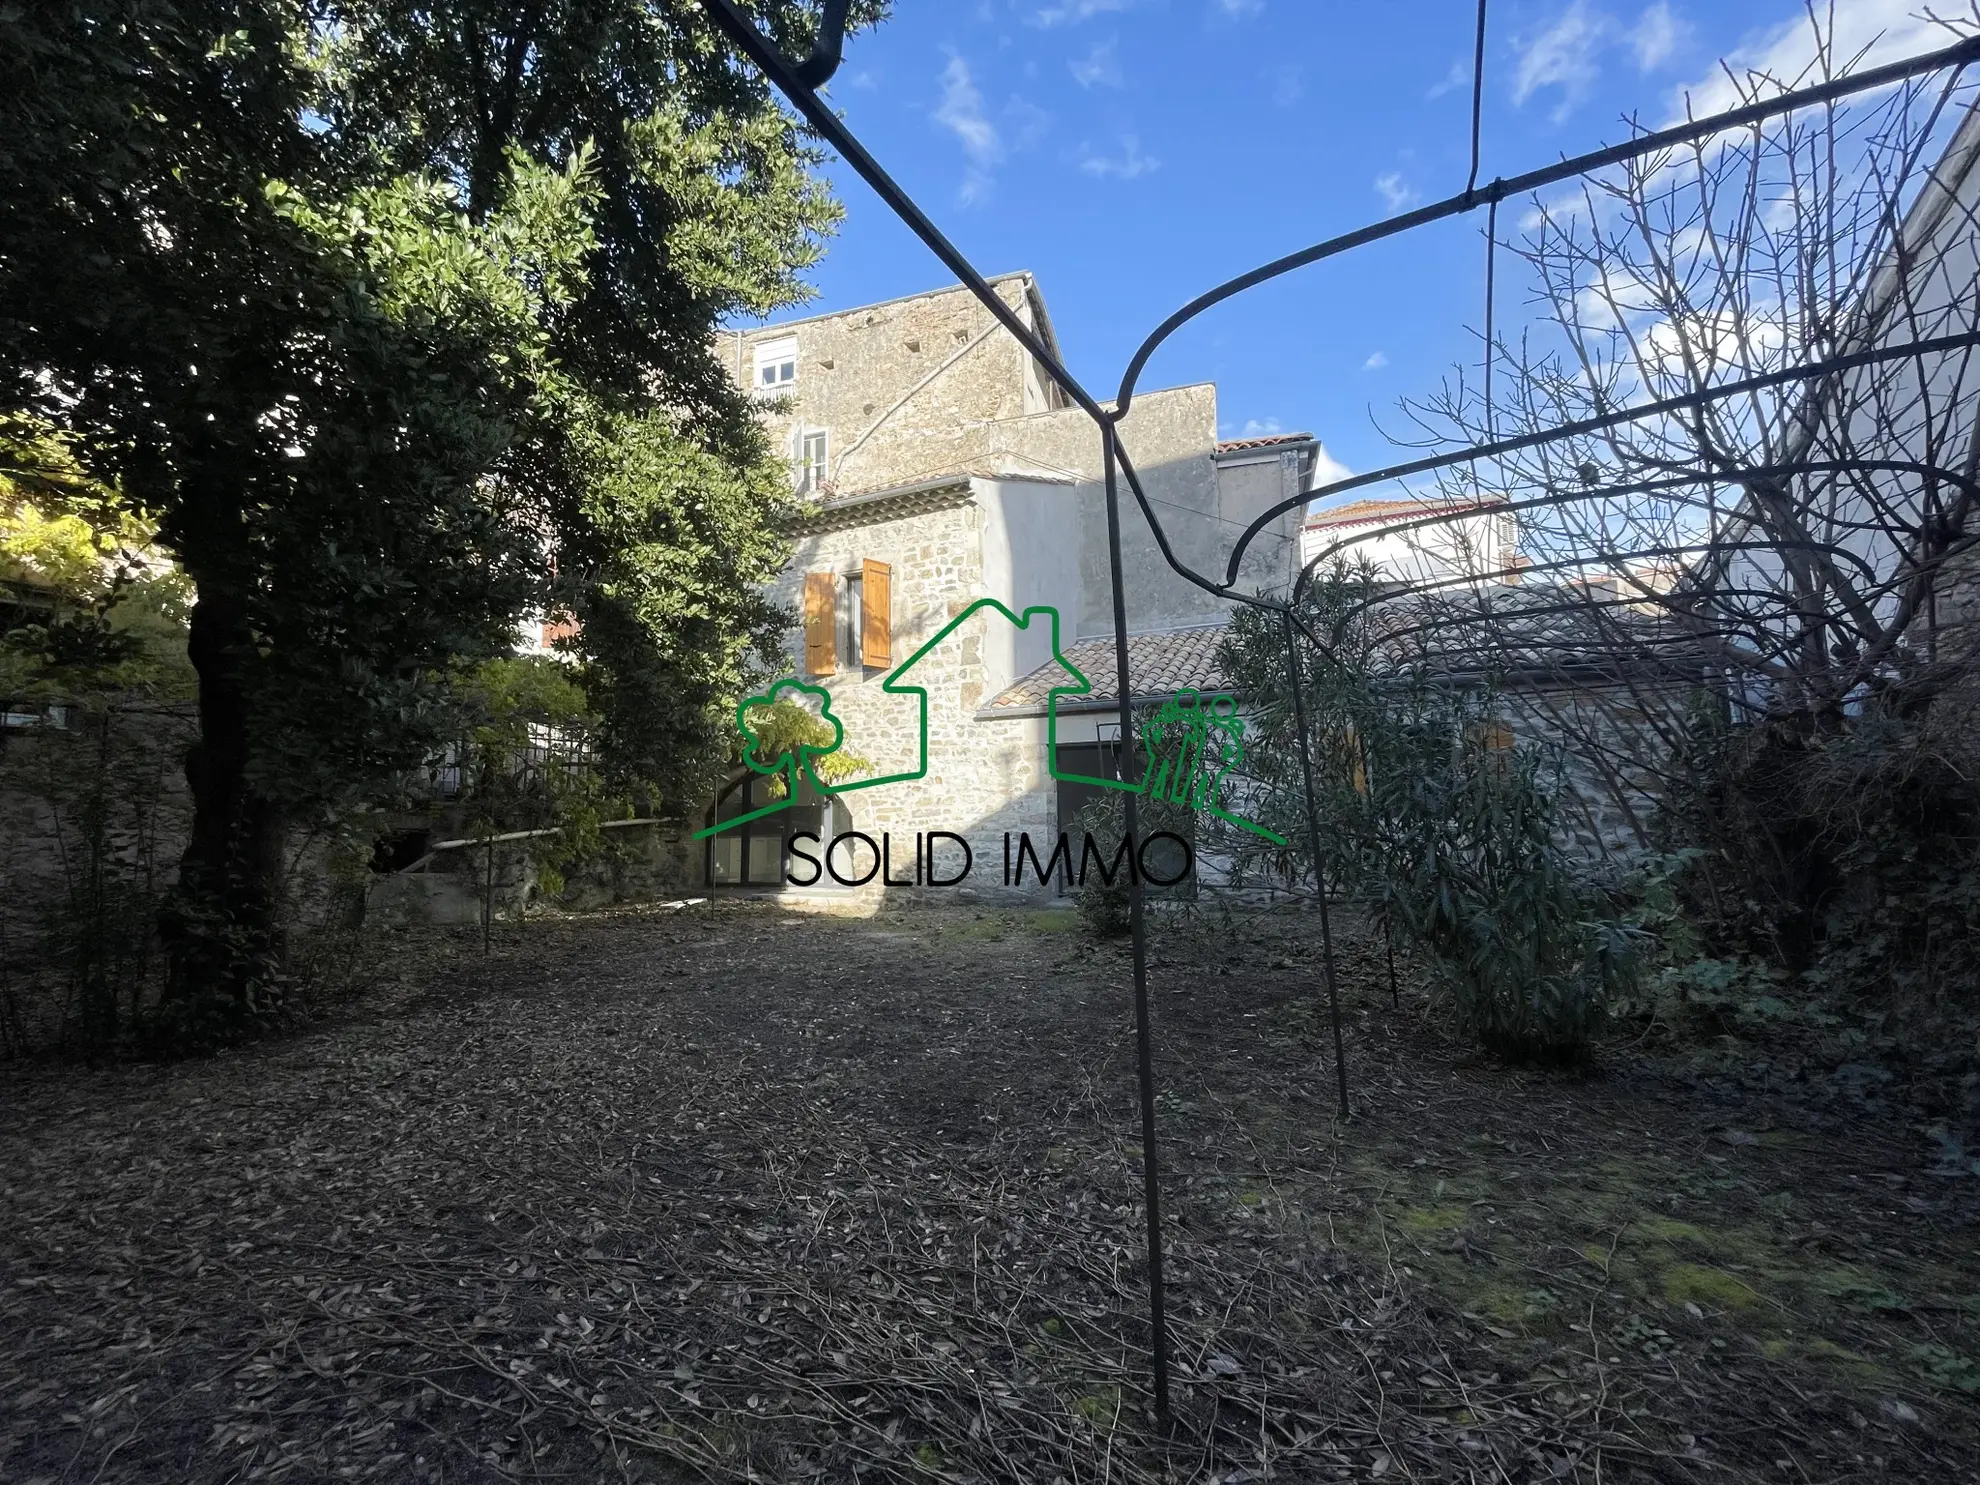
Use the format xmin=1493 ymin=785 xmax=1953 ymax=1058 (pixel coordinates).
xmin=1505 ymin=1 xmax=1690 ymax=121
xmin=1512 ymin=1 xmax=1608 ymax=121
xmin=1079 ymin=134 xmax=1160 ymax=179
xmin=1311 ymin=443 xmax=1353 ymax=490
xmin=1364 ymin=351 xmax=1389 ymax=370
xmin=1374 ymin=171 xmax=1419 ymax=211
xmin=1629 ymin=2 xmax=1686 ymax=71
xmin=1670 ymin=0 xmax=1960 ymax=120
xmin=1427 ymin=57 xmax=1470 ymax=100
xmin=1216 ymin=0 xmax=1265 ymax=15
xmin=1239 ymin=418 xmax=1283 ymax=437
xmin=1030 ymin=0 xmax=1134 ymax=27
xmin=1642 ymin=305 xmax=1790 ymax=377
xmin=934 ymin=55 xmax=1003 ymax=205
xmin=1070 ymin=36 xmax=1123 ymax=89
xmin=1267 ymin=63 xmax=1303 ymax=107
xmin=846 ymin=67 xmax=880 ymax=91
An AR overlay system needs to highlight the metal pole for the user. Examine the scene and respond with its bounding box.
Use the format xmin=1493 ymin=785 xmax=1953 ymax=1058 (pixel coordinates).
xmin=1281 ymin=611 xmax=1351 ymax=1121
xmin=483 ymin=837 xmax=494 ymax=955
xmin=1101 ymin=422 xmax=1171 ymax=1424
xmin=1385 ymin=914 xmax=1400 ymax=1010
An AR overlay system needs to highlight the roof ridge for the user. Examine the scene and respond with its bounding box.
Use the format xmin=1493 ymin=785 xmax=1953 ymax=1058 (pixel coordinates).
xmin=726 ymin=273 xmax=1036 ymax=337
xmin=1305 ymin=495 xmax=1509 ymax=527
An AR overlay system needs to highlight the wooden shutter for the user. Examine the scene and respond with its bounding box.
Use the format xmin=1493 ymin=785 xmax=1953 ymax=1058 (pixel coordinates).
xmin=861 ymin=559 xmax=892 ymax=669
xmin=804 ymin=571 xmax=835 ymax=675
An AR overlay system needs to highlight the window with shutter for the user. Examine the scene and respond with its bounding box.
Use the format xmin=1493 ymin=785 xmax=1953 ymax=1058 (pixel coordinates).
xmin=804 ymin=571 xmax=835 ymax=675
xmin=839 ymin=571 xmax=862 ymax=666
xmin=861 ymin=559 xmax=892 ymax=669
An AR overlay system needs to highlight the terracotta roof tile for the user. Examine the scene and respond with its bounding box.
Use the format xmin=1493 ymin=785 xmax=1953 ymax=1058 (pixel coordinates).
xmin=983 ymin=624 xmax=1232 ymax=715
xmin=984 ymin=583 xmax=1711 ymax=713
xmin=1304 ymin=496 xmax=1509 ymax=530
xmin=1216 ymin=432 xmax=1314 ymax=453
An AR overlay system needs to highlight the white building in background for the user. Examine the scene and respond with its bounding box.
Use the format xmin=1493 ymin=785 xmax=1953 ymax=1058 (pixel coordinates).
xmin=1705 ymin=96 xmax=1980 ymax=688
xmin=1300 ymin=496 xmax=1522 ymax=587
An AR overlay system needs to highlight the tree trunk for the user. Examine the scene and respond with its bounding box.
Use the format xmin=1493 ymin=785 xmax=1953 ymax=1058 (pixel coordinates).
xmin=158 ymin=584 xmax=285 ymax=1017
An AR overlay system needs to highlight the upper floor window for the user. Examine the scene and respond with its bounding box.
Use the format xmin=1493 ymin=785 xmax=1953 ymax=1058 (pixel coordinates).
xmin=798 ymin=429 xmax=829 ymax=494
xmin=838 ymin=570 xmax=863 ymax=667
xmin=753 ymin=335 xmax=797 ymax=392
xmin=802 ymin=559 xmax=891 ymax=675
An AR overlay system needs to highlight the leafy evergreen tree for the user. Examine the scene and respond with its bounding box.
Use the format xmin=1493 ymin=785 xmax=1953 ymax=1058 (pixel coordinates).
xmin=0 ymin=0 xmax=880 ymax=1030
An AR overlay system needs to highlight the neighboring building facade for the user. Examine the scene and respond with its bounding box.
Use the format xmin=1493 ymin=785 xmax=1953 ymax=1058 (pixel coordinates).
xmin=1701 ymin=97 xmax=1980 ymax=712
xmin=1300 ymin=496 xmax=1521 ymax=586
xmin=703 ymin=273 xmax=1322 ymax=894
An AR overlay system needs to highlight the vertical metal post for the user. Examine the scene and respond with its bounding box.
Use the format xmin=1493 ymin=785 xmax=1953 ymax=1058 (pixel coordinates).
xmin=1357 ymin=726 xmax=1397 ymax=1010
xmin=1385 ymin=914 xmax=1400 ymax=1009
xmin=1101 ymin=421 xmax=1171 ymax=1424
xmin=483 ymin=837 xmax=494 ymax=955
xmin=1281 ymin=611 xmax=1351 ymax=1121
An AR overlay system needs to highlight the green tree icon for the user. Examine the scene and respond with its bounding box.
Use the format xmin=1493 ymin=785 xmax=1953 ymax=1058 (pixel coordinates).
xmin=1139 ymin=689 xmax=1285 ymax=845
xmin=692 ymin=679 xmax=867 ymax=839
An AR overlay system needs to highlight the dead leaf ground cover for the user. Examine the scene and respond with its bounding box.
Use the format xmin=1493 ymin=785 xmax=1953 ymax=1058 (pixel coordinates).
xmin=1 ymin=898 xmax=1976 ymax=1484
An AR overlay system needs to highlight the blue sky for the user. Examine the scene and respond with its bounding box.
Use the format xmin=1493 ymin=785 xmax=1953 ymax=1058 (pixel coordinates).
xmin=750 ymin=0 xmax=1957 ymax=493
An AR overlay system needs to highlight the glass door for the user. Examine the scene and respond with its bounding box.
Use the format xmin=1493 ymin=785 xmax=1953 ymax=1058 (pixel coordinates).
xmin=705 ymin=774 xmax=824 ymax=889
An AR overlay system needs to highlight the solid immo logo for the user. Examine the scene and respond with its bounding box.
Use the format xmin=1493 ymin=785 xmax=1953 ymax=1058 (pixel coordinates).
xmin=694 ymin=599 xmax=1286 ymax=886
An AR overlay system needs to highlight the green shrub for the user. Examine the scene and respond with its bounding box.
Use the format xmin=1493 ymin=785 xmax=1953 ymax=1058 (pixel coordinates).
xmin=1391 ymin=743 xmax=1641 ymax=1064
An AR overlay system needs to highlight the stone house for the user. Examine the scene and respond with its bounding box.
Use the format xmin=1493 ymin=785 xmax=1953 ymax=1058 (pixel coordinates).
xmin=1300 ymin=496 xmax=1520 ymax=586
xmin=702 ymin=274 xmax=1324 ymax=895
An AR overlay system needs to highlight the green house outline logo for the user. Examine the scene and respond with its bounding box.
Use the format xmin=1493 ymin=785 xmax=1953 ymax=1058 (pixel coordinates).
xmin=694 ymin=598 xmax=1286 ymax=845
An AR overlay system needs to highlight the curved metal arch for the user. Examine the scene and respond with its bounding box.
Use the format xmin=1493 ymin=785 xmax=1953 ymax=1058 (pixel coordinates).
xmin=1236 ymin=330 xmax=1980 ymax=592
xmin=699 ymin=0 xmax=1980 ymax=672
xmin=1292 ymin=459 xmax=1980 ymax=607
xmin=792 ymin=0 xmax=853 ymax=88
xmin=690 ymin=3 xmax=1980 ymax=1425
xmin=1112 ymin=35 xmax=1980 ymax=417
xmin=1104 ymin=440 xmax=1351 ymax=667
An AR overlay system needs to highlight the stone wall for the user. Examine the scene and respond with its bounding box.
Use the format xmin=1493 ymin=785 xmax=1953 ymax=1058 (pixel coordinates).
xmin=0 ymin=705 xmax=195 ymax=922
xmin=765 ymin=488 xmax=1059 ymax=899
xmin=365 ymin=820 xmax=702 ymax=927
xmin=726 ymin=275 xmax=1063 ymax=498
xmin=1500 ymin=678 xmax=1693 ymax=869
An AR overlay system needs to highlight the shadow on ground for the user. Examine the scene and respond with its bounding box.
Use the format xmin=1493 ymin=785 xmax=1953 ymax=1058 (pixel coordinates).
xmin=1 ymin=899 xmax=1975 ymax=1482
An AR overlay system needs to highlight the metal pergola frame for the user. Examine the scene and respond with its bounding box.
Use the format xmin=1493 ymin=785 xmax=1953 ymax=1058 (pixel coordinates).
xmin=697 ymin=0 xmax=1980 ymax=1424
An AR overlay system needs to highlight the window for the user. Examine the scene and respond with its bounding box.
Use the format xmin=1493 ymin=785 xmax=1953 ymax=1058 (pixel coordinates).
xmin=705 ymin=773 xmax=828 ymax=889
xmin=799 ymin=429 xmax=828 ymax=493
xmin=802 ymin=560 xmax=890 ymax=675
xmin=753 ymin=335 xmax=797 ymax=392
xmin=839 ymin=571 xmax=863 ymax=668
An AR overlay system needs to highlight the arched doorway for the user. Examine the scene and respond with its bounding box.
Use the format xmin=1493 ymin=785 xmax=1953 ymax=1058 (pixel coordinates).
xmin=703 ymin=776 xmax=850 ymax=890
